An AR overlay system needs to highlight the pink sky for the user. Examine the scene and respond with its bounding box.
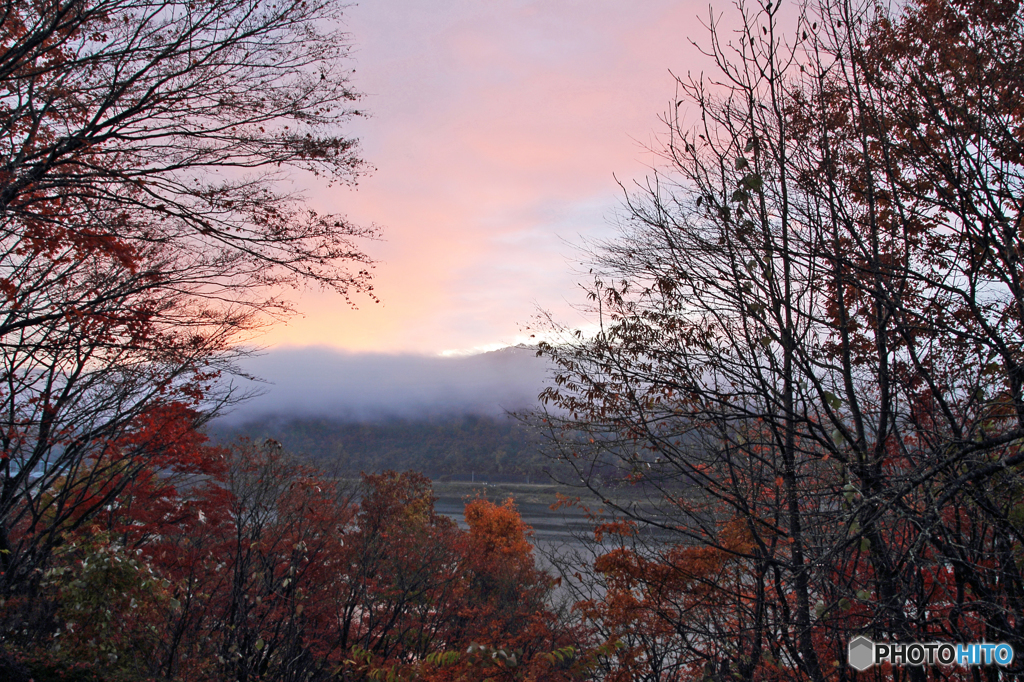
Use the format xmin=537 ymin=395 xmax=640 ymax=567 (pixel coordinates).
xmin=259 ymin=0 xmax=720 ymax=355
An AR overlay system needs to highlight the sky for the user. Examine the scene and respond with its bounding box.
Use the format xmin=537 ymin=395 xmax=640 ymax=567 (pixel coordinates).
xmin=224 ymin=0 xmax=743 ymax=420
xmin=256 ymin=0 xmax=718 ymax=356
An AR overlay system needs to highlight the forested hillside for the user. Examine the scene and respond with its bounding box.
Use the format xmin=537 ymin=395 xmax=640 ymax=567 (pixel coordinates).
xmin=211 ymin=414 xmax=550 ymax=481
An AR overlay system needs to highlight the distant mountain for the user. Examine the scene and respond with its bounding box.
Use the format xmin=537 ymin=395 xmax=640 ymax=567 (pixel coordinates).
xmin=209 ymin=412 xmax=552 ymax=482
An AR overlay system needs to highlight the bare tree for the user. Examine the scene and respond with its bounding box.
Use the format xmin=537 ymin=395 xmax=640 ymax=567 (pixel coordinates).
xmin=533 ymin=0 xmax=1024 ymax=679
xmin=0 ymin=0 xmax=375 ymax=598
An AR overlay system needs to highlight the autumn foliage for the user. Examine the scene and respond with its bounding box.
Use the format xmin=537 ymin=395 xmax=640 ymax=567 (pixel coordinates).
xmin=533 ymin=0 xmax=1024 ymax=680
xmin=0 ymin=424 xmax=580 ymax=681
xmin=0 ymin=0 xmax=377 ymax=605
xmin=4 ymin=0 xmax=1024 ymax=678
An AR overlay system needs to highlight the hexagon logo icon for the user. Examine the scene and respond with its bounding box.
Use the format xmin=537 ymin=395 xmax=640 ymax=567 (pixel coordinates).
xmin=848 ymin=636 xmax=875 ymax=671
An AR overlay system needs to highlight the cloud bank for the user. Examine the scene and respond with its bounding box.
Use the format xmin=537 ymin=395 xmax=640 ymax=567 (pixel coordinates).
xmin=217 ymin=346 xmax=551 ymax=424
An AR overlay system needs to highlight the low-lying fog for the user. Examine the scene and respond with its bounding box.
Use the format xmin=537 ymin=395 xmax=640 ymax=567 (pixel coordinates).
xmin=217 ymin=345 xmax=551 ymax=424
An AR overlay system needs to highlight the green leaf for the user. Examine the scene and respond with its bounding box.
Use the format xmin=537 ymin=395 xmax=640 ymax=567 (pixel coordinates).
xmin=839 ymin=597 xmax=851 ymax=611
xmin=255 ymin=639 xmax=264 ymax=652
xmin=856 ymin=589 xmax=871 ymax=600
xmin=823 ymin=391 xmax=842 ymax=409
xmin=860 ymin=537 xmax=871 ymax=552
xmin=735 ymin=156 xmax=749 ymax=170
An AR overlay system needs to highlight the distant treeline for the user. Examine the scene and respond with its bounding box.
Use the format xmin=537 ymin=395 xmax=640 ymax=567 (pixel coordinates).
xmin=210 ymin=414 xmax=552 ymax=480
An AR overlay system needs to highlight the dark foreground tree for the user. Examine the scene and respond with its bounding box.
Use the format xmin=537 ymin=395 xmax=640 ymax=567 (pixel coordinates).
xmin=0 ymin=0 xmax=375 ymax=598
xmin=533 ymin=0 xmax=1024 ymax=679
